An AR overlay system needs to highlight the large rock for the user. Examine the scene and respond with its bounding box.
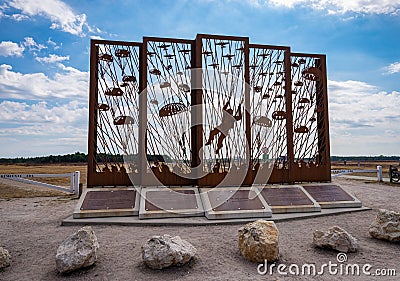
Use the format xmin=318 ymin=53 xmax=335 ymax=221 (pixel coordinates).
xmin=238 ymin=220 xmax=279 ymax=263
xmin=0 ymin=247 xmax=11 ymax=269
xmin=313 ymin=226 xmax=358 ymax=253
xmin=142 ymin=234 xmax=196 ymax=269
xmin=369 ymin=209 xmax=400 ymax=242
xmin=55 ymin=226 xmax=99 ymax=274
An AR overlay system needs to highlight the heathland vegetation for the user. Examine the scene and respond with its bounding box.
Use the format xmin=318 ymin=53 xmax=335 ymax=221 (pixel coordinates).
xmin=0 ymin=152 xmax=398 ymax=164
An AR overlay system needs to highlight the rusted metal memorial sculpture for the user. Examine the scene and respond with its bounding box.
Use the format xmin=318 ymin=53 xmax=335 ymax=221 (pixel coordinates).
xmin=87 ymin=34 xmax=331 ymax=188
xmin=74 ymin=34 xmax=361 ymax=220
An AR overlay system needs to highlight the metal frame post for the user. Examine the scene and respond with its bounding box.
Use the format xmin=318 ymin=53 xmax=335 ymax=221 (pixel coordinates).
xmin=87 ymin=40 xmax=98 ymax=188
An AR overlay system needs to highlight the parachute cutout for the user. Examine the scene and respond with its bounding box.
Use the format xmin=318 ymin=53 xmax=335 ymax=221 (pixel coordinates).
xmin=159 ymin=96 xmax=188 ymax=118
xmin=254 ymin=116 xmax=272 ymax=128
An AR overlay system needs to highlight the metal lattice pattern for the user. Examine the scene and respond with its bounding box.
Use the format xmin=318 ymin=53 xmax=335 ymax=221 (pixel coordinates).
xmin=145 ymin=40 xmax=192 ymax=175
xmin=87 ymin=35 xmax=331 ymax=188
xmin=95 ymin=43 xmax=140 ymax=173
xmin=291 ymin=55 xmax=326 ymax=166
xmin=249 ymin=46 xmax=288 ymax=167
xmin=200 ymin=37 xmax=247 ymax=173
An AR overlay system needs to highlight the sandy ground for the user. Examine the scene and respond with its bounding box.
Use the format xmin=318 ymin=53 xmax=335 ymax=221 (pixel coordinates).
xmin=1 ymin=178 xmax=400 ymax=281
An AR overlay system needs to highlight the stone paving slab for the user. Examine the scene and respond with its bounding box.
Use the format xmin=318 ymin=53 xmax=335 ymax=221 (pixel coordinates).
xmin=259 ymin=185 xmax=321 ymax=213
xmin=200 ymin=187 xmax=272 ymax=220
xmin=139 ymin=187 xmax=204 ymax=219
xmin=73 ymin=187 xmax=140 ymax=219
xmin=302 ymin=183 xmax=362 ymax=208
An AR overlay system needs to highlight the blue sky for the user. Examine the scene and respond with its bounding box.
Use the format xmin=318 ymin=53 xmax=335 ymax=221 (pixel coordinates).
xmin=0 ymin=0 xmax=399 ymax=157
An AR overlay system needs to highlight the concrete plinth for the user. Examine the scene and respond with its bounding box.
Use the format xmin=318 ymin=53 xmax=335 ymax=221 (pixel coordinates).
xmin=71 ymin=183 xmax=362 ymax=220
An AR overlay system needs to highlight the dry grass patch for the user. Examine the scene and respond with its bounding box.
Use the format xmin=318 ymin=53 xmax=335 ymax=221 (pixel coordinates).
xmin=0 ymin=163 xmax=87 ymax=186
xmin=0 ymin=182 xmax=68 ymax=199
xmin=0 ymin=164 xmax=87 ymax=198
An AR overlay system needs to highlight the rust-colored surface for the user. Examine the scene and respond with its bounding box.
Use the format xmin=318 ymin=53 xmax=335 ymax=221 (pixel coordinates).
xmin=80 ymin=190 xmax=136 ymax=210
xmin=260 ymin=187 xmax=314 ymax=206
xmin=87 ymin=35 xmax=331 ymax=188
xmin=207 ymin=189 xmax=265 ymax=212
xmin=144 ymin=189 xmax=198 ymax=211
xmin=302 ymin=185 xmax=355 ymax=202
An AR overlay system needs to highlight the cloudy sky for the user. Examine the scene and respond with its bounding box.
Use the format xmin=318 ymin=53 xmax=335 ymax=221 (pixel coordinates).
xmin=0 ymin=0 xmax=399 ymax=157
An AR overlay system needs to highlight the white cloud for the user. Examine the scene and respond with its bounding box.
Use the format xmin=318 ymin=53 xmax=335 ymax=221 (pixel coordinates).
xmin=0 ymin=3 xmax=7 ymax=17
xmin=47 ymin=38 xmax=56 ymax=46
xmin=10 ymin=13 xmax=29 ymax=21
xmin=328 ymin=80 xmax=400 ymax=155
xmin=242 ymin=0 xmax=400 ymax=15
xmin=7 ymin=0 xmax=90 ymax=36
xmin=46 ymin=37 xmax=62 ymax=50
xmin=0 ymin=100 xmax=87 ymax=125
xmin=384 ymin=62 xmax=400 ymax=74
xmin=0 ymin=38 xmax=48 ymax=57
xmin=0 ymin=134 xmax=87 ymax=157
xmin=0 ymin=63 xmax=88 ymax=100
xmin=35 ymin=54 xmax=70 ymax=64
xmin=22 ymin=37 xmax=46 ymax=51
xmin=0 ymin=41 xmax=25 ymax=57
xmin=0 ymin=101 xmax=88 ymax=157
xmin=328 ymin=80 xmax=400 ymax=125
xmin=90 ymin=35 xmax=105 ymax=40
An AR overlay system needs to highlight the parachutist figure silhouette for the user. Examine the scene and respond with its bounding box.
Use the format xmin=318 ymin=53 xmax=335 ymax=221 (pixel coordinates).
xmin=205 ymin=101 xmax=242 ymax=153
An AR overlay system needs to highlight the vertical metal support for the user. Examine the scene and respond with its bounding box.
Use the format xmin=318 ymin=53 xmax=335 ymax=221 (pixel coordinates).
xmin=87 ymin=40 xmax=99 ymax=188
xmin=191 ymin=36 xmax=203 ymax=172
xmin=139 ymin=42 xmax=147 ymax=186
xmin=284 ymin=49 xmax=294 ymax=183
xmin=244 ymin=38 xmax=251 ymax=168
xmin=319 ymin=56 xmax=331 ymax=180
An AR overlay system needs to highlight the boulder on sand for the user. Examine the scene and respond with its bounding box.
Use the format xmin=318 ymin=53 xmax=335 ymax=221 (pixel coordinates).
xmin=55 ymin=226 xmax=99 ymax=274
xmin=238 ymin=220 xmax=279 ymax=263
xmin=0 ymin=246 xmax=11 ymax=269
xmin=313 ymin=226 xmax=358 ymax=253
xmin=142 ymin=234 xmax=196 ymax=269
xmin=369 ymin=209 xmax=400 ymax=242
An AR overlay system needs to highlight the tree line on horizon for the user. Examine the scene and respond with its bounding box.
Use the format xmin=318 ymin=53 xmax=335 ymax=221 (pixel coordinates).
xmin=0 ymin=152 xmax=399 ymax=164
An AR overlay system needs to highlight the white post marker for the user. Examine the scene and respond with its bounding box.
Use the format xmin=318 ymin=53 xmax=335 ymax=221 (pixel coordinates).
xmin=70 ymin=173 xmax=75 ymax=192
xmin=74 ymin=171 xmax=80 ymax=195
xmin=377 ymin=165 xmax=383 ymax=182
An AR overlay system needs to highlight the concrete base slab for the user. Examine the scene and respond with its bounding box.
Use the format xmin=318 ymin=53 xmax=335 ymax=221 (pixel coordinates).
xmin=73 ymin=187 xmax=140 ymax=219
xmin=259 ymin=185 xmax=321 ymax=213
xmin=200 ymin=187 xmax=272 ymax=220
xmin=62 ymin=206 xmax=371 ymax=226
xmin=302 ymin=183 xmax=362 ymax=208
xmin=139 ymin=187 xmax=204 ymax=219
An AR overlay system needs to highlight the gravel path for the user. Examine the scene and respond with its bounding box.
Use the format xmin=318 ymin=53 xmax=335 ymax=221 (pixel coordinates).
xmin=1 ymin=178 xmax=399 ymax=281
